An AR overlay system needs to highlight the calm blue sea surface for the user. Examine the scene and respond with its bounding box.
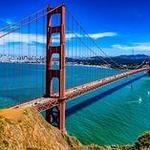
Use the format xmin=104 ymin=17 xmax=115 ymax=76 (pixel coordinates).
xmin=0 ymin=63 xmax=150 ymax=145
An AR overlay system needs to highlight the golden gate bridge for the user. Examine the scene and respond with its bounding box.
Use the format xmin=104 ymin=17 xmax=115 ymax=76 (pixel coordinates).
xmin=0 ymin=4 xmax=150 ymax=133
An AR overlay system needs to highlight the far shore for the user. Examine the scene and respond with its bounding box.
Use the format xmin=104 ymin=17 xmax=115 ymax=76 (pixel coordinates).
xmin=0 ymin=61 xmax=113 ymax=69
xmin=66 ymin=63 xmax=112 ymax=69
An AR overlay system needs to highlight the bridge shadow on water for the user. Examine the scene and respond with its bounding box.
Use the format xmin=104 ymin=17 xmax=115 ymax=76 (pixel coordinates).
xmin=66 ymin=74 xmax=147 ymax=117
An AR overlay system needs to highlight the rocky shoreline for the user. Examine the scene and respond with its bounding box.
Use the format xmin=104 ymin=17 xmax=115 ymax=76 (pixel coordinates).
xmin=0 ymin=107 xmax=150 ymax=150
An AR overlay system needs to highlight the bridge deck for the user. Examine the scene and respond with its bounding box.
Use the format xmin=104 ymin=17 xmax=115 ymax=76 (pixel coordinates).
xmin=12 ymin=67 xmax=150 ymax=112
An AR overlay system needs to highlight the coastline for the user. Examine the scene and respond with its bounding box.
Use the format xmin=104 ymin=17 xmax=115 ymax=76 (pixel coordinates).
xmin=66 ymin=63 xmax=112 ymax=69
xmin=0 ymin=61 xmax=113 ymax=69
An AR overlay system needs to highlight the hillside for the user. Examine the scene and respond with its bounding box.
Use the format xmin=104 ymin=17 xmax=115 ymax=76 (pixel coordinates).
xmin=0 ymin=107 xmax=150 ymax=150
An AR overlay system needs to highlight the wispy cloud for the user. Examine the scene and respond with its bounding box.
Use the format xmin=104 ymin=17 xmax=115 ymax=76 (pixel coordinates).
xmin=0 ymin=32 xmax=77 ymax=45
xmin=0 ymin=31 xmax=118 ymax=45
xmin=57 ymin=32 xmax=117 ymax=40
xmin=88 ymin=32 xmax=118 ymax=39
xmin=112 ymin=43 xmax=150 ymax=51
xmin=0 ymin=32 xmax=46 ymax=45
xmin=0 ymin=18 xmax=13 ymax=25
xmin=5 ymin=19 xmax=13 ymax=25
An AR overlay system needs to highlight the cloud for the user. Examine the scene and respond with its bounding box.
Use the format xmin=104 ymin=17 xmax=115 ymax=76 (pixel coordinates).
xmin=0 ymin=18 xmax=13 ymax=25
xmin=5 ymin=19 xmax=13 ymax=25
xmin=88 ymin=32 xmax=118 ymax=39
xmin=112 ymin=43 xmax=150 ymax=51
xmin=54 ymin=32 xmax=118 ymax=41
xmin=0 ymin=32 xmax=46 ymax=45
xmin=112 ymin=44 xmax=131 ymax=50
xmin=0 ymin=32 xmax=78 ymax=45
xmin=0 ymin=31 xmax=117 ymax=46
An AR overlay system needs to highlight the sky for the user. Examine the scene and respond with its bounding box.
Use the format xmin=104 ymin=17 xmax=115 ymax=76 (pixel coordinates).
xmin=0 ymin=0 xmax=150 ymax=56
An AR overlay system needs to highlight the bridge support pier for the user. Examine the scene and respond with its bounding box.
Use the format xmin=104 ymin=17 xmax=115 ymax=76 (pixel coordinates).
xmin=46 ymin=106 xmax=60 ymax=128
xmin=45 ymin=100 xmax=66 ymax=133
xmin=59 ymin=100 xmax=66 ymax=132
xmin=45 ymin=5 xmax=66 ymax=133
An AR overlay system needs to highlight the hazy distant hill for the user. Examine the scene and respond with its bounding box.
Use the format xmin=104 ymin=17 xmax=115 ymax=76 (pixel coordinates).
xmin=66 ymin=54 xmax=149 ymax=65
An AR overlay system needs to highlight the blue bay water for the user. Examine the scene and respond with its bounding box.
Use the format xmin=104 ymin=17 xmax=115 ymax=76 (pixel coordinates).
xmin=0 ymin=63 xmax=150 ymax=145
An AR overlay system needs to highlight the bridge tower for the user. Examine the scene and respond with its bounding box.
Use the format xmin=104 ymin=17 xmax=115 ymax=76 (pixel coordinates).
xmin=45 ymin=5 xmax=66 ymax=133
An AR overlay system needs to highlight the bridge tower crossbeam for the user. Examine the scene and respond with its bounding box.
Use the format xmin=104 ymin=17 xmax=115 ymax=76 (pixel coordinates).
xmin=45 ymin=5 xmax=66 ymax=133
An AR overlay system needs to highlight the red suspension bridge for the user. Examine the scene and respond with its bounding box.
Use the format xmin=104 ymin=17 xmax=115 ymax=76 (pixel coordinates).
xmin=0 ymin=4 xmax=150 ymax=133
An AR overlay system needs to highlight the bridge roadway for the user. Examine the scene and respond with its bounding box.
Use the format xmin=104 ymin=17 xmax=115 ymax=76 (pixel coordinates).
xmin=13 ymin=67 xmax=150 ymax=112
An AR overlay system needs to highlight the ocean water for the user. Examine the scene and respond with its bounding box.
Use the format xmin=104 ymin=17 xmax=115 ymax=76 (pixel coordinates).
xmin=0 ymin=63 xmax=150 ymax=145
